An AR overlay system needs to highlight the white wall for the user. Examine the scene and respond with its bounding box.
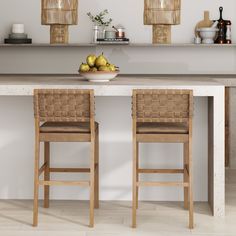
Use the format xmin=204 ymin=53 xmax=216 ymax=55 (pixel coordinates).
xmin=0 ymin=0 xmax=231 ymax=201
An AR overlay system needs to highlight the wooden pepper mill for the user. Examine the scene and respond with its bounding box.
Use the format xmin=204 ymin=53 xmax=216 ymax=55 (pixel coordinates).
xmin=41 ymin=0 xmax=78 ymax=44
xmin=144 ymin=0 xmax=181 ymax=44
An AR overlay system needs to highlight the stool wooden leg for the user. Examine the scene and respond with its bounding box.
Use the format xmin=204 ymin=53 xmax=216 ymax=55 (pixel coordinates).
xmin=33 ymin=128 xmax=40 ymax=227
xmin=136 ymin=142 xmax=139 ymax=209
xmin=184 ymin=142 xmax=189 ymax=210
xmin=44 ymin=142 xmax=50 ymax=208
xmin=132 ymin=140 xmax=138 ymax=228
xmin=188 ymin=140 xmax=194 ymax=229
xmin=94 ymin=128 xmax=99 ymax=209
xmin=89 ymin=139 xmax=95 ymax=227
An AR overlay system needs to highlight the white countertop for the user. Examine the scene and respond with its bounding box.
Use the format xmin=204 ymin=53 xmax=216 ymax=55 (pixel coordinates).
xmin=0 ymin=74 xmax=225 ymax=96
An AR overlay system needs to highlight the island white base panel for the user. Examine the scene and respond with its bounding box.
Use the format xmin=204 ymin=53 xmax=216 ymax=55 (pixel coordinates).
xmin=0 ymin=96 xmax=208 ymax=202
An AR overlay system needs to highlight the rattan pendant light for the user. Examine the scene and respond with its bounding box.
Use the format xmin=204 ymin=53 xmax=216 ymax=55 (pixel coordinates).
xmin=41 ymin=0 xmax=78 ymax=44
xmin=144 ymin=0 xmax=181 ymax=44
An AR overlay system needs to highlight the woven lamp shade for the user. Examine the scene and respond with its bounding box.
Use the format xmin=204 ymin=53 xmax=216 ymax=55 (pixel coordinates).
xmin=144 ymin=0 xmax=181 ymax=44
xmin=41 ymin=0 xmax=78 ymax=44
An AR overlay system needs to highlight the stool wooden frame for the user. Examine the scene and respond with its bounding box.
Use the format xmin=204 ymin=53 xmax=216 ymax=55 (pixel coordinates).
xmin=132 ymin=89 xmax=194 ymax=229
xmin=33 ymin=89 xmax=99 ymax=227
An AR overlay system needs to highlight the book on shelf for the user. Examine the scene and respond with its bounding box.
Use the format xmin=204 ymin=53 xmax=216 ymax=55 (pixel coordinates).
xmin=96 ymin=38 xmax=130 ymax=45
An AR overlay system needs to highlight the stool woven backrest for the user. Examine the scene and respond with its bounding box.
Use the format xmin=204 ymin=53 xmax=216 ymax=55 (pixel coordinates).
xmin=132 ymin=89 xmax=193 ymax=123
xmin=34 ymin=89 xmax=94 ymax=122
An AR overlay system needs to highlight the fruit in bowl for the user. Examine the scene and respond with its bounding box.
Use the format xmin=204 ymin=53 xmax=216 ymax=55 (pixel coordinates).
xmin=79 ymin=63 xmax=90 ymax=72
xmin=95 ymin=54 xmax=107 ymax=68
xmin=78 ymin=53 xmax=119 ymax=82
xmin=87 ymin=54 xmax=97 ymax=67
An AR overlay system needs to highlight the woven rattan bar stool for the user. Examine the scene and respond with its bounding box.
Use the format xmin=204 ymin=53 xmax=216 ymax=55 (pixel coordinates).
xmin=33 ymin=89 xmax=99 ymax=228
xmin=132 ymin=89 xmax=194 ymax=229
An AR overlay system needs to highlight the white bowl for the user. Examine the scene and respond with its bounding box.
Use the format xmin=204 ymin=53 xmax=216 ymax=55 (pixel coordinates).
xmin=197 ymin=28 xmax=219 ymax=44
xmin=80 ymin=71 xmax=119 ymax=82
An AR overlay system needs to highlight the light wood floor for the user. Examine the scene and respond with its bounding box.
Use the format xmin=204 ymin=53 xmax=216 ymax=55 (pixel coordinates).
xmin=0 ymin=169 xmax=235 ymax=236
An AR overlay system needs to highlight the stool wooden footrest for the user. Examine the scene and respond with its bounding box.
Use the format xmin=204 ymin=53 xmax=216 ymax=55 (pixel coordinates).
xmin=39 ymin=165 xmax=91 ymax=176
xmin=137 ymin=181 xmax=189 ymax=187
xmin=138 ymin=169 xmax=184 ymax=174
xmin=50 ymin=168 xmax=91 ymax=173
xmin=39 ymin=180 xmax=90 ymax=186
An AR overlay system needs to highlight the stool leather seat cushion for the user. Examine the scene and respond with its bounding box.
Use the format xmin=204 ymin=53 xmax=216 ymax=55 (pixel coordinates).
xmin=137 ymin=122 xmax=188 ymax=134
xmin=40 ymin=122 xmax=98 ymax=133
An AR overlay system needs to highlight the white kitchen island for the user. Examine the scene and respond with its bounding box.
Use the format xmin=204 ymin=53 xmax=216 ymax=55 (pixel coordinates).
xmin=0 ymin=74 xmax=225 ymax=217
